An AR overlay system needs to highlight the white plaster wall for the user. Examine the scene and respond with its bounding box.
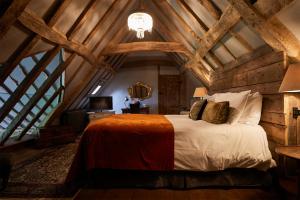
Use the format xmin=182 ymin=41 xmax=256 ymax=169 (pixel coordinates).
xmin=101 ymin=66 xmax=180 ymax=114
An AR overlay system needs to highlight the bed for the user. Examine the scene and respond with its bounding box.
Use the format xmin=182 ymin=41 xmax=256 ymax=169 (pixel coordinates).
xmin=67 ymin=113 xmax=276 ymax=188
xmin=67 ymin=90 xmax=279 ymax=188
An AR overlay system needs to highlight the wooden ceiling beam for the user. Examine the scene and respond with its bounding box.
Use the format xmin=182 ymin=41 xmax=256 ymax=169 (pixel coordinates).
xmin=46 ymin=0 xmax=135 ymax=125
xmin=146 ymin=2 xmax=210 ymax=86
xmin=0 ymin=0 xmax=72 ymax=87
xmin=161 ymin=1 xmax=218 ymax=71
xmin=0 ymin=0 xmax=31 ymax=40
xmin=46 ymin=0 xmax=73 ymax=27
xmin=194 ymin=5 xmax=240 ymax=61
xmin=151 ymin=1 xmax=197 ymax=51
xmin=102 ymin=42 xmax=193 ymax=57
xmin=65 ymin=1 xmax=135 ymax=110
xmin=66 ymin=0 xmax=98 ymax=40
xmin=197 ymin=0 xmax=222 ymax=20
xmin=176 ymin=0 xmax=252 ymax=57
xmin=153 ymin=29 xmax=184 ymax=67
xmin=228 ymin=29 xmax=253 ymax=52
xmin=146 ymin=2 xmax=195 ymax=54
xmin=177 ymin=0 xmax=208 ymax=32
xmin=18 ymin=9 xmax=99 ymax=67
xmin=122 ymin=59 xmax=178 ymax=68
xmin=83 ymin=0 xmax=121 ymax=46
xmin=227 ymin=0 xmax=300 ymax=61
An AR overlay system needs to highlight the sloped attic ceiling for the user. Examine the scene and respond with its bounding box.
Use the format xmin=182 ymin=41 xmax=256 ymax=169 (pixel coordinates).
xmin=0 ymin=0 xmax=300 ymax=145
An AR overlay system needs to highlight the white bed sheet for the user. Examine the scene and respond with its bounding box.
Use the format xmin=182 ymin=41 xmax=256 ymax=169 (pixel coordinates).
xmin=165 ymin=115 xmax=276 ymax=171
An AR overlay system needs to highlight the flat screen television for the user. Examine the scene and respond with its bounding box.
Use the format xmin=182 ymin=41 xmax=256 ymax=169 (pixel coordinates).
xmin=89 ymin=96 xmax=113 ymax=111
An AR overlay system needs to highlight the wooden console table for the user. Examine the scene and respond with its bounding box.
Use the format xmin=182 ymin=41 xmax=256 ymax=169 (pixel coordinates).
xmin=121 ymin=106 xmax=150 ymax=114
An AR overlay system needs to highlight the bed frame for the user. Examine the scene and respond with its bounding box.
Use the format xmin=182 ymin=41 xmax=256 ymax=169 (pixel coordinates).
xmin=86 ymin=168 xmax=278 ymax=189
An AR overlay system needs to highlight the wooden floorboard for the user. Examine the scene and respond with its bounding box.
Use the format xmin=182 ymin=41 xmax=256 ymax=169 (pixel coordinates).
xmin=73 ymin=188 xmax=285 ymax=200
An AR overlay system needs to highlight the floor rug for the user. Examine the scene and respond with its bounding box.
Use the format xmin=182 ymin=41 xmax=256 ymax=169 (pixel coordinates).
xmin=0 ymin=142 xmax=79 ymax=198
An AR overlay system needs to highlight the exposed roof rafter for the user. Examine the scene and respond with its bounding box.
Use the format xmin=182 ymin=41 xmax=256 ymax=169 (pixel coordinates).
xmin=102 ymin=41 xmax=193 ymax=57
xmin=228 ymin=0 xmax=300 ymax=61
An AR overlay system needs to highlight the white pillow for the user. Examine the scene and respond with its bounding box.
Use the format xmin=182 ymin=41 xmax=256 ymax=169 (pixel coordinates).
xmin=204 ymin=94 xmax=215 ymax=101
xmin=238 ymin=92 xmax=263 ymax=125
xmin=213 ymin=90 xmax=251 ymax=124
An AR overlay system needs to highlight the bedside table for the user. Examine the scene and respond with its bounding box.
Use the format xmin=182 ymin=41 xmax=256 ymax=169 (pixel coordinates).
xmin=180 ymin=111 xmax=190 ymax=115
xmin=275 ymin=146 xmax=300 ymax=198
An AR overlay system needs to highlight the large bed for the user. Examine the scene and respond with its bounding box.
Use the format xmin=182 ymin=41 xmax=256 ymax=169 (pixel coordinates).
xmin=67 ymin=90 xmax=277 ymax=188
xmin=68 ymin=114 xmax=276 ymax=188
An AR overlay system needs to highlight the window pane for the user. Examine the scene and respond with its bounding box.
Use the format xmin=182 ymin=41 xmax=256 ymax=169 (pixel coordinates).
xmin=46 ymin=107 xmax=52 ymax=114
xmin=20 ymin=57 xmax=35 ymax=73
xmin=35 ymin=52 xmax=45 ymax=61
xmin=8 ymin=110 xmax=17 ymax=118
xmin=26 ymin=85 xmax=36 ymax=97
xmin=45 ymin=86 xmax=55 ymax=98
xmin=20 ymin=95 xmax=29 ymax=105
xmin=31 ymin=106 xmax=40 ymax=115
xmin=46 ymin=52 xmax=60 ymax=74
xmin=14 ymin=102 xmax=23 ymax=112
xmin=34 ymin=72 xmax=47 ymax=88
xmin=37 ymin=98 xmax=46 ymax=108
xmin=0 ymin=86 xmax=10 ymax=101
xmin=4 ymin=77 xmax=17 ymax=92
xmin=11 ymin=66 xmax=25 ymax=84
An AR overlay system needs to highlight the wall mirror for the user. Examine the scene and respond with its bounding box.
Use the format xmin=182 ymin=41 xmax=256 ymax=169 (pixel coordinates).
xmin=128 ymin=82 xmax=152 ymax=100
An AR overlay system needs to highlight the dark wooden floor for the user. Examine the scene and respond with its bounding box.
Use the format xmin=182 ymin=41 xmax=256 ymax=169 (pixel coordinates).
xmin=2 ymin=144 xmax=298 ymax=200
xmin=73 ymin=187 xmax=295 ymax=200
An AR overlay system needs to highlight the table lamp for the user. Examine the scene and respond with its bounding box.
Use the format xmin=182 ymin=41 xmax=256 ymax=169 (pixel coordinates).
xmin=279 ymin=63 xmax=300 ymax=118
xmin=193 ymin=87 xmax=208 ymax=100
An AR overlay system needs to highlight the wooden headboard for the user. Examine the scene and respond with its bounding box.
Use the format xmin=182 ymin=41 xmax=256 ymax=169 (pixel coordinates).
xmin=209 ymin=50 xmax=288 ymax=157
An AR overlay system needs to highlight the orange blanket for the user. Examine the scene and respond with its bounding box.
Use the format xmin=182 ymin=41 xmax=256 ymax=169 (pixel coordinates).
xmin=81 ymin=114 xmax=174 ymax=171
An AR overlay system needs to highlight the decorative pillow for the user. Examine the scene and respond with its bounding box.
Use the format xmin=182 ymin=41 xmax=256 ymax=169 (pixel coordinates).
xmin=202 ymin=101 xmax=230 ymax=124
xmin=238 ymin=92 xmax=263 ymax=125
xmin=213 ymin=90 xmax=251 ymax=124
xmin=189 ymin=99 xmax=207 ymax=120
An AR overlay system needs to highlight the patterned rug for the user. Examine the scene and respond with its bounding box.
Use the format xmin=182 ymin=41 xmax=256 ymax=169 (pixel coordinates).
xmin=0 ymin=142 xmax=79 ymax=198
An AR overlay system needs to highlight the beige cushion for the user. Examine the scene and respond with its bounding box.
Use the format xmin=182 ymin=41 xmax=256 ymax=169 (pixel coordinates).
xmin=213 ymin=90 xmax=251 ymax=124
xmin=189 ymin=100 xmax=207 ymax=120
xmin=202 ymin=101 xmax=230 ymax=124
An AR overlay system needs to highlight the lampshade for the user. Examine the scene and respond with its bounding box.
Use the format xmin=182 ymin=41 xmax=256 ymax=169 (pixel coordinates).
xmin=279 ymin=63 xmax=300 ymax=93
xmin=193 ymin=87 xmax=208 ymax=97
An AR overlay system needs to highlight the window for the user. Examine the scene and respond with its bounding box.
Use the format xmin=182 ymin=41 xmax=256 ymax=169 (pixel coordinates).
xmin=0 ymin=49 xmax=65 ymax=143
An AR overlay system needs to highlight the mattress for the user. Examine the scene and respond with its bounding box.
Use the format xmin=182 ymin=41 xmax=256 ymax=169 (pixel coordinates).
xmin=165 ymin=115 xmax=275 ymax=171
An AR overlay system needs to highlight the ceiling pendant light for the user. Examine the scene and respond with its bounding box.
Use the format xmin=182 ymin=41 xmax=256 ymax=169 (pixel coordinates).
xmin=127 ymin=0 xmax=153 ymax=39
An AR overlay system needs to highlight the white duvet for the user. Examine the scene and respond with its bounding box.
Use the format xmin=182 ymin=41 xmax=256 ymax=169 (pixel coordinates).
xmin=165 ymin=115 xmax=276 ymax=171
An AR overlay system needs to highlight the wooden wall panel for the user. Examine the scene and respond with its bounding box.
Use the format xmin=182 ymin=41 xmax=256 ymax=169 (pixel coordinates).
xmin=210 ymin=50 xmax=287 ymax=149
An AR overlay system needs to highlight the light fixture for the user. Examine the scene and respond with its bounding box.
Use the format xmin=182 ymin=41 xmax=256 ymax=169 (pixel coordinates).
xmin=91 ymin=85 xmax=101 ymax=95
xmin=127 ymin=0 xmax=153 ymax=39
xmin=193 ymin=87 xmax=208 ymax=100
xmin=279 ymin=63 xmax=300 ymax=118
